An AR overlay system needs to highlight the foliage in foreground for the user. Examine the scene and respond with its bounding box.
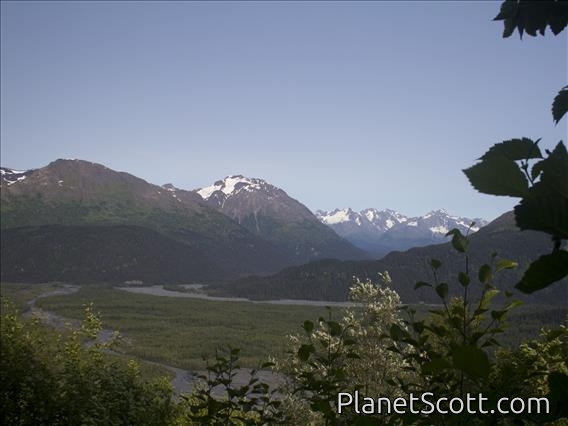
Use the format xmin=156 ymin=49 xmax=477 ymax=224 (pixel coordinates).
xmin=273 ymin=227 xmax=568 ymax=425
xmin=182 ymin=347 xmax=283 ymax=425
xmin=464 ymin=0 xmax=568 ymax=294
xmin=0 ymin=302 xmax=177 ymax=426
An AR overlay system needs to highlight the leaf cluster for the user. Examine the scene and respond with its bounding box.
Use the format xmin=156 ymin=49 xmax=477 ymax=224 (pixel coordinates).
xmin=183 ymin=347 xmax=283 ymax=425
xmin=388 ymin=229 xmax=568 ymax=424
xmin=464 ymin=1 xmax=568 ymax=294
xmin=463 ymin=137 xmax=568 ymax=294
xmin=494 ymin=0 xmax=568 ymax=38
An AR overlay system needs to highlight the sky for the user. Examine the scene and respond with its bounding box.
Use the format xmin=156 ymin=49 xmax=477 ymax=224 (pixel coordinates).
xmin=1 ymin=1 xmax=566 ymax=221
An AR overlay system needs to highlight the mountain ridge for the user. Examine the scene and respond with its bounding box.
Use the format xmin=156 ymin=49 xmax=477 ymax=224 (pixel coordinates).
xmin=194 ymin=175 xmax=369 ymax=263
xmin=213 ymin=211 xmax=567 ymax=306
xmin=316 ymin=207 xmax=488 ymax=256
xmin=1 ymin=160 xmax=295 ymax=281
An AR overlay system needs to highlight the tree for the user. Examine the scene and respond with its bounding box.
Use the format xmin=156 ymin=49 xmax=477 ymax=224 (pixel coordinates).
xmin=0 ymin=302 xmax=177 ymax=425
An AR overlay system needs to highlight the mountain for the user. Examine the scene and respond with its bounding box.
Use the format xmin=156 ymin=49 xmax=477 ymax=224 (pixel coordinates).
xmin=316 ymin=208 xmax=487 ymax=256
xmin=1 ymin=160 xmax=295 ymax=283
xmin=195 ymin=175 xmax=368 ymax=263
xmin=1 ymin=225 xmax=227 ymax=284
xmin=1 ymin=167 xmax=36 ymax=185
xmin=212 ymin=212 xmax=568 ymax=306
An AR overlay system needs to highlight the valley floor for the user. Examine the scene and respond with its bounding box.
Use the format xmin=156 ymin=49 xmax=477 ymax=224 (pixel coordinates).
xmin=2 ymin=282 xmax=566 ymax=394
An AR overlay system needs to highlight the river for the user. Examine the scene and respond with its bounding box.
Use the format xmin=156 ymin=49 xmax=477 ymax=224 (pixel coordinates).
xmin=120 ymin=284 xmax=358 ymax=307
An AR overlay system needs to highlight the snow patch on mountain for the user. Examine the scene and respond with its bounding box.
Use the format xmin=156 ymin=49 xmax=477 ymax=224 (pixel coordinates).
xmin=430 ymin=225 xmax=449 ymax=234
xmin=318 ymin=208 xmax=355 ymax=225
xmin=196 ymin=175 xmax=270 ymax=200
xmin=0 ymin=167 xmax=32 ymax=185
xmin=316 ymin=207 xmax=488 ymax=241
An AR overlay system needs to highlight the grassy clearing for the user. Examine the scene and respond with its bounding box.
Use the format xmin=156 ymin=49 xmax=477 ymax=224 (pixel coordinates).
xmin=36 ymin=286 xmax=335 ymax=370
xmin=0 ymin=282 xmax=61 ymax=312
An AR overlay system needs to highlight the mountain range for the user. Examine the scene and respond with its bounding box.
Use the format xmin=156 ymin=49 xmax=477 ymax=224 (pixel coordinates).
xmin=195 ymin=175 xmax=367 ymax=263
xmin=213 ymin=211 xmax=568 ymax=306
xmin=3 ymin=159 xmax=564 ymax=307
xmin=0 ymin=160 xmax=364 ymax=284
xmin=316 ymin=208 xmax=487 ymax=256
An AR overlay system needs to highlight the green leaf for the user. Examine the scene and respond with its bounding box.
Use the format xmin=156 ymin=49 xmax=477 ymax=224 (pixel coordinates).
xmin=505 ymin=300 xmax=523 ymax=311
xmin=422 ymin=357 xmax=451 ymax=374
xmin=429 ymin=259 xmax=442 ymax=270
xmin=478 ymin=264 xmax=492 ymax=284
xmin=547 ymin=372 xmax=568 ymax=418
xmin=303 ymin=320 xmax=314 ymax=334
xmin=496 ymin=259 xmax=518 ymax=272
xmin=446 ymin=228 xmax=469 ymax=253
xmin=491 ymin=310 xmax=507 ymax=321
xmin=516 ymin=250 xmax=568 ymax=293
xmin=412 ymin=321 xmax=425 ymax=333
xmin=528 ymin=141 xmax=568 ymax=202
xmin=452 ymin=345 xmax=490 ymax=379
xmin=458 ymin=272 xmax=470 ymax=287
xmin=311 ymin=400 xmax=333 ymax=416
xmin=435 ymin=283 xmax=448 ymax=300
xmin=552 ymin=86 xmax=568 ymax=124
xmin=539 ymin=142 xmax=568 ymax=198
xmin=297 ymin=344 xmax=315 ymax=361
xmin=494 ymin=0 xmax=568 ymax=38
xmin=480 ymin=289 xmax=500 ymax=310
xmin=389 ymin=324 xmax=408 ymax=341
xmin=514 ymin=194 xmax=568 ymax=239
xmin=414 ymin=281 xmax=431 ymax=290
xmin=481 ymin=138 xmax=542 ymax=161
xmin=463 ymin=156 xmax=529 ymax=197
xmin=531 ymin=159 xmax=546 ymax=181
xmin=493 ymin=0 xmax=517 ymax=22
xmin=327 ymin=321 xmax=341 ymax=337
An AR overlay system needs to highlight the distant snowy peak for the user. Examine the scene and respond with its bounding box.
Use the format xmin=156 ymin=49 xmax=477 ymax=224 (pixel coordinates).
xmin=361 ymin=208 xmax=408 ymax=230
xmin=316 ymin=208 xmax=358 ymax=225
xmin=316 ymin=208 xmax=407 ymax=230
xmin=0 ymin=167 xmax=34 ymax=186
xmin=316 ymin=207 xmax=487 ymax=237
xmin=196 ymin=175 xmax=274 ymax=200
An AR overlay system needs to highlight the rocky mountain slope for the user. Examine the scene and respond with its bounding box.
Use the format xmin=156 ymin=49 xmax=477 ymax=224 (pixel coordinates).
xmin=195 ymin=175 xmax=368 ymax=263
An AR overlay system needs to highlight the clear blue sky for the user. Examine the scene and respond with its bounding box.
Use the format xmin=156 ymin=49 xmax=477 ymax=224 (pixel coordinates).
xmin=1 ymin=1 xmax=566 ymax=220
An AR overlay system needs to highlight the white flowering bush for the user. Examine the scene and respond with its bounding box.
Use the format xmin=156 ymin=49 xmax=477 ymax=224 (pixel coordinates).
xmin=278 ymin=272 xmax=408 ymax=424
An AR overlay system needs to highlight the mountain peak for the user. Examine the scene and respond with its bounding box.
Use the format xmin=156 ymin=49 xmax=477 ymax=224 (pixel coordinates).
xmin=195 ymin=176 xmax=367 ymax=263
xmin=316 ymin=208 xmax=357 ymax=225
xmin=196 ymin=175 xmax=271 ymax=200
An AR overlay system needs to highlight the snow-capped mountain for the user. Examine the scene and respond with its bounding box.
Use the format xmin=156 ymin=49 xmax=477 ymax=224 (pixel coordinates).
xmin=316 ymin=208 xmax=487 ymax=256
xmin=318 ymin=208 xmax=409 ymax=234
xmin=195 ymin=175 xmax=367 ymax=263
xmin=198 ymin=175 xmax=272 ymax=202
xmin=1 ymin=160 xmax=302 ymax=282
xmin=1 ymin=167 xmax=35 ymax=186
